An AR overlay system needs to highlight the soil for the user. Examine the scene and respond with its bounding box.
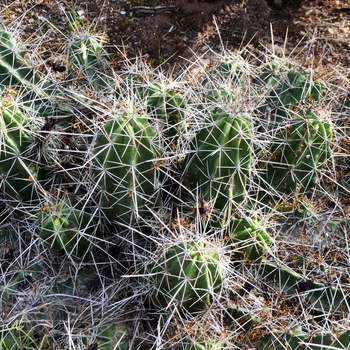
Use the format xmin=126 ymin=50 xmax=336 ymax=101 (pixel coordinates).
xmin=2 ymin=0 xmax=350 ymax=74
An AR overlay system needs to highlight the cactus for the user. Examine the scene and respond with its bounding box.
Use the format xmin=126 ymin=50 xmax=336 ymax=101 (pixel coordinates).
xmin=68 ymin=35 xmax=111 ymax=90
xmin=254 ymin=328 xmax=350 ymax=350
xmin=252 ymin=61 xmax=332 ymax=211
xmin=0 ymin=29 xmax=65 ymax=115
xmin=254 ymin=62 xmax=324 ymax=112
xmin=199 ymin=56 xmax=251 ymax=112
xmin=0 ymin=100 xmax=40 ymax=206
xmin=148 ymin=241 xmax=223 ymax=314
xmin=180 ymin=112 xmax=252 ymax=223
xmin=146 ymin=82 xmax=187 ymax=150
xmin=95 ymin=323 xmax=130 ymax=350
xmin=93 ymin=113 xmax=164 ymax=226
xmin=1 ymin=14 xmax=349 ymax=350
xmin=257 ymin=111 xmax=332 ymax=209
xmin=228 ymin=217 xmax=273 ymax=261
xmin=39 ymin=196 xmax=100 ymax=260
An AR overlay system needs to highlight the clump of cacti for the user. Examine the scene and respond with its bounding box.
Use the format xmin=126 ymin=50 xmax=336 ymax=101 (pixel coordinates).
xmin=253 ymin=61 xmax=333 ymax=212
xmin=1 ymin=13 xmax=350 ymax=350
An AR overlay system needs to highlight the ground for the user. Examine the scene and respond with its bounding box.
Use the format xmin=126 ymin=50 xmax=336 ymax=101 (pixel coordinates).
xmin=3 ymin=0 xmax=350 ymax=73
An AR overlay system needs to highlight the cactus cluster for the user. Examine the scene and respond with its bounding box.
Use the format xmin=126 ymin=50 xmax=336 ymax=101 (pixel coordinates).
xmin=0 ymin=15 xmax=349 ymax=350
xmin=253 ymin=63 xmax=332 ymax=210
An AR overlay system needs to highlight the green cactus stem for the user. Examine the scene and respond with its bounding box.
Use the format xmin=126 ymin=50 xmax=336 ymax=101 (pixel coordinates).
xmin=94 ymin=113 xmax=163 ymax=226
xmin=0 ymin=101 xmax=40 ymax=205
xmin=254 ymin=62 xmax=324 ymax=111
xmin=254 ymin=328 xmax=350 ymax=350
xmin=181 ymin=112 xmax=252 ymax=222
xmin=257 ymin=111 xmax=332 ymax=209
xmin=0 ymin=29 xmax=62 ymax=115
xmin=148 ymin=241 xmax=223 ymax=314
xmin=68 ymin=36 xmax=111 ymax=90
xmin=146 ymin=82 xmax=187 ymax=150
xmin=39 ymin=197 xmax=100 ymax=260
xmin=228 ymin=217 xmax=273 ymax=261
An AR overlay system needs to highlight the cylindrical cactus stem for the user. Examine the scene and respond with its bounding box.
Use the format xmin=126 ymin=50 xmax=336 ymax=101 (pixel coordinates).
xmin=93 ymin=113 xmax=164 ymax=226
xmin=146 ymin=82 xmax=187 ymax=152
xmin=181 ymin=112 xmax=252 ymax=222
xmin=254 ymin=61 xmax=324 ymax=111
xmin=0 ymin=101 xmax=40 ymax=205
xmin=258 ymin=111 xmax=332 ymax=208
xmin=228 ymin=217 xmax=273 ymax=261
xmin=147 ymin=240 xmax=224 ymax=314
xmin=39 ymin=196 xmax=100 ymax=260
xmin=0 ymin=29 xmax=59 ymax=115
xmin=253 ymin=327 xmax=350 ymax=350
xmin=68 ymin=36 xmax=111 ymax=90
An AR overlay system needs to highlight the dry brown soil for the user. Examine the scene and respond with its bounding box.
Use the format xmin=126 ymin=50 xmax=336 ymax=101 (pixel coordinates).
xmin=2 ymin=0 xmax=350 ymax=74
